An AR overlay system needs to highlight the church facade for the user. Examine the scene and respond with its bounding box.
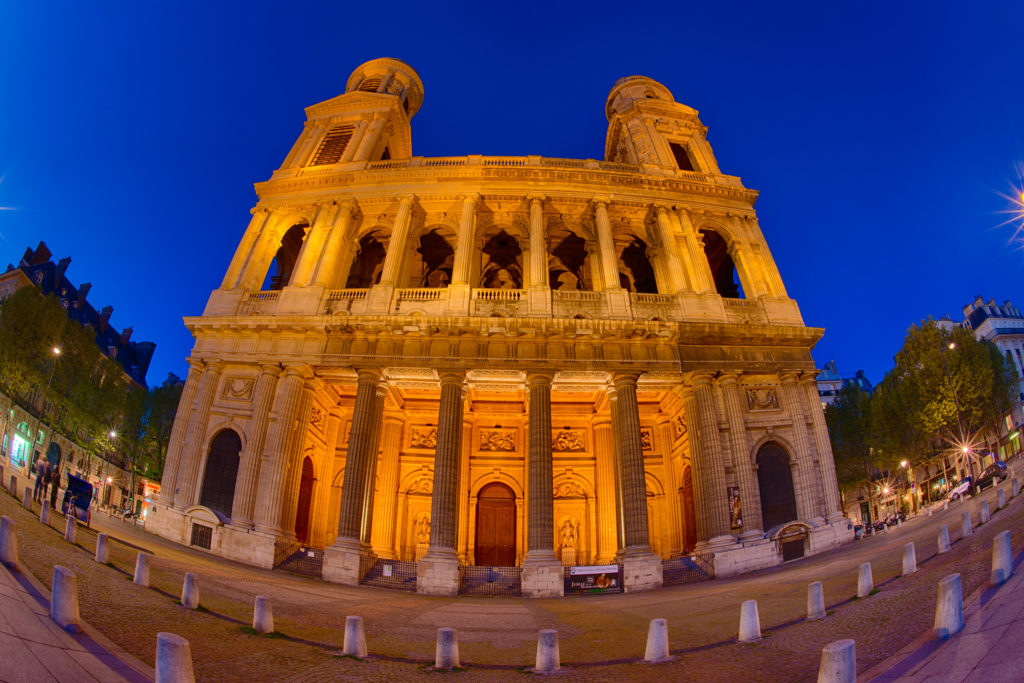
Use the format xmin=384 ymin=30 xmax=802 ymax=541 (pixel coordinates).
xmin=147 ymin=58 xmax=848 ymax=596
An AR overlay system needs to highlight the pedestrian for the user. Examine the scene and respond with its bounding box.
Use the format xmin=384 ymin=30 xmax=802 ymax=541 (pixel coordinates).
xmin=50 ymin=469 xmax=60 ymax=510
xmin=41 ymin=463 xmax=52 ymax=503
xmin=33 ymin=458 xmax=46 ymax=503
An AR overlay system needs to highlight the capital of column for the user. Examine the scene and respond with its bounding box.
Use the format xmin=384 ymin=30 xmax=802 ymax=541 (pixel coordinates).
xmin=397 ymin=194 xmax=416 ymax=205
xmin=797 ymin=371 xmax=819 ymax=385
xmin=462 ymin=192 xmax=480 ymax=204
xmin=438 ymin=370 xmax=466 ymax=387
xmin=281 ymin=364 xmax=312 ymax=382
xmin=355 ymin=367 xmax=384 ymax=383
xmin=592 ymin=196 xmax=611 ymax=209
xmin=527 ymin=194 xmax=545 ymax=206
xmin=258 ymin=363 xmax=283 ymax=379
xmin=717 ymin=372 xmax=741 ymax=387
xmin=186 ymin=358 xmax=206 ymax=373
xmin=526 ymin=371 xmax=555 ymax=388
xmin=655 ymin=204 xmax=673 ymax=217
xmin=686 ymin=371 xmax=715 ymax=389
xmin=778 ymin=372 xmax=800 ymax=386
xmin=611 ymin=372 xmax=640 ymax=391
xmin=250 ymin=206 xmax=269 ymax=217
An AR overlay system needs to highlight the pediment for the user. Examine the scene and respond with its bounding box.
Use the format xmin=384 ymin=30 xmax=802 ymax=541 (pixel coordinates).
xmin=305 ymin=92 xmax=394 ymax=118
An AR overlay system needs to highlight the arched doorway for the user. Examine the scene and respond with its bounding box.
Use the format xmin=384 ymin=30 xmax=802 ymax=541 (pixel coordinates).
xmin=678 ymin=465 xmax=697 ymax=552
xmin=199 ymin=430 xmax=242 ymax=518
xmin=475 ymin=482 xmax=516 ymax=566
xmin=46 ymin=442 xmax=62 ymax=470
xmin=756 ymin=442 xmax=797 ymax=530
xmin=294 ymin=456 xmax=315 ymax=544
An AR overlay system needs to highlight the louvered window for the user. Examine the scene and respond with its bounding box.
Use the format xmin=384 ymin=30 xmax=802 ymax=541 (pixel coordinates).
xmin=310 ymin=125 xmax=355 ymax=166
xmin=358 ymin=77 xmax=382 ymax=92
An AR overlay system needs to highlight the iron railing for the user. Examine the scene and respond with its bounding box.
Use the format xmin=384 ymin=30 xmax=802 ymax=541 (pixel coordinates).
xmin=661 ymin=552 xmax=715 ymax=586
xmin=458 ymin=565 xmax=522 ymax=597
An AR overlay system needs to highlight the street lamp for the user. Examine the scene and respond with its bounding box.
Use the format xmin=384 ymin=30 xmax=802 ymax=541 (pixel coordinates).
xmin=34 ymin=346 xmax=61 ymax=476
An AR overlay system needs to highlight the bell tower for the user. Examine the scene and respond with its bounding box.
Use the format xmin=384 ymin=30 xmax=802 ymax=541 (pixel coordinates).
xmin=604 ymin=75 xmax=721 ymax=174
xmin=278 ymin=57 xmax=424 ymax=170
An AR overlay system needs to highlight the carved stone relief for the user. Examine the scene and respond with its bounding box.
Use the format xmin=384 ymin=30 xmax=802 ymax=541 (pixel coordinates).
xmin=640 ymin=428 xmax=653 ymax=451
xmin=672 ymin=415 xmax=687 ymax=440
xmin=222 ymin=377 xmax=255 ymax=401
xmin=551 ymin=430 xmax=585 ymax=452
xmin=554 ymin=481 xmax=587 ymax=499
xmin=479 ymin=430 xmax=515 ymax=452
xmin=746 ymin=387 xmax=780 ymax=411
xmin=408 ymin=478 xmax=433 ymax=495
xmin=410 ymin=427 xmax=437 ymax=449
xmin=309 ymin=406 xmax=324 ymax=432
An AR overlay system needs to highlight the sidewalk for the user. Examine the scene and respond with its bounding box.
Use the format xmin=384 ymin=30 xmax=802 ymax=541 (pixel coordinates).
xmin=0 ymin=558 xmax=153 ymax=682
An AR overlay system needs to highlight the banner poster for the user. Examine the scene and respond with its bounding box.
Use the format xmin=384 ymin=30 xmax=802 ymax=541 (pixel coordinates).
xmin=568 ymin=564 xmax=621 ymax=593
xmin=728 ymin=485 xmax=743 ymax=529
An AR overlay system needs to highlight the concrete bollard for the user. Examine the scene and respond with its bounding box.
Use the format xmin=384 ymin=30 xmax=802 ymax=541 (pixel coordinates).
xmin=943 ymin=501 xmax=949 ymax=511
xmin=934 ymin=573 xmax=963 ymax=639
xmin=961 ymin=511 xmax=972 ymax=537
xmin=23 ymin=485 xmax=32 ymax=509
xmin=181 ymin=572 xmax=199 ymax=609
xmin=896 ymin=517 xmax=902 ymax=529
xmin=807 ymin=581 xmax=826 ymax=620
xmin=40 ymin=504 xmax=50 ymax=526
xmin=342 ymin=615 xmax=367 ymax=658
xmin=64 ymin=515 xmax=77 ymax=544
xmin=253 ymin=596 xmax=274 ymax=634
xmin=818 ymin=639 xmax=856 ymax=683
xmin=997 ymin=488 xmax=1006 ymax=510
xmin=928 ymin=506 xmax=933 ymax=516
xmin=51 ymin=565 xmax=82 ymax=633
xmin=738 ymin=599 xmax=761 ymax=642
xmin=857 ymin=563 xmax=873 ymax=598
xmin=434 ymin=627 xmax=460 ymax=670
xmin=902 ymin=543 xmax=917 ymax=576
xmin=992 ymin=530 xmax=1013 ymax=586
xmin=155 ymin=632 xmax=195 ymax=683
xmin=644 ymin=618 xmax=670 ymax=663
xmin=134 ymin=552 xmax=151 ymax=587
xmin=95 ymin=533 xmax=109 ymax=564
xmin=1013 ymin=478 xmax=1020 ymax=498
xmin=980 ymin=500 xmax=990 ymax=524
xmin=938 ymin=525 xmax=951 ymax=554
xmin=0 ymin=516 xmax=18 ymax=569
xmin=535 ymin=629 xmax=560 ymax=673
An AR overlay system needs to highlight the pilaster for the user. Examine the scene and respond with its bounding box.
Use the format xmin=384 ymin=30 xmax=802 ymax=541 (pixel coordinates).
xmin=231 ymin=364 xmax=282 ymax=528
xmin=779 ymin=373 xmax=825 ymax=526
xmin=174 ymin=361 xmax=224 ymax=510
xmin=686 ymin=373 xmax=736 ymax=550
xmin=718 ymin=373 xmax=763 ymax=540
xmin=522 ymin=371 xmax=562 ymax=598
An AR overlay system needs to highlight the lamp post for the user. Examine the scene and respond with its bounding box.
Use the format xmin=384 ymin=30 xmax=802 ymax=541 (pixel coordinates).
xmin=34 ymin=346 xmax=61 ymax=476
xmin=940 ymin=341 xmax=975 ymax=480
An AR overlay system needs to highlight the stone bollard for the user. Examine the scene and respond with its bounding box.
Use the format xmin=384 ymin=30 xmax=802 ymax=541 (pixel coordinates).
xmin=64 ymin=515 xmax=77 ymax=544
xmin=961 ymin=511 xmax=972 ymax=537
xmin=992 ymin=530 xmax=1013 ymax=586
xmin=644 ymin=618 xmax=671 ymax=662
xmin=342 ymin=615 xmax=367 ymax=658
xmin=434 ymin=627 xmax=460 ymax=670
xmin=928 ymin=507 xmax=933 ymax=516
xmin=253 ymin=596 xmax=274 ymax=634
xmin=155 ymin=632 xmax=195 ymax=683
xmin=134 ymin=552 xmax=151 ymax=587
xmin=857 ymin=563 xmax=873 ymax=598
xmin=807 ymin=581 xmax=826 ymax=621
xmin=938 ymin=525 xmax=951 ymax=554
xmin=902 ymin=543 xmax=917 ymax=576
xmin=181 ymin=573 xmax=199 ymax=609
xmin=535 ymin=629 xmax=560 ymax=673
xmin=997 ymin=488 xmax=1006 ymax=510
xmin=23 ymin=485 xmax=32 ymax=509
xmin=95 ymin=533 xmax=109 ymax=564
xmin=738 ymin=600 xmax=761 ymax=642
xmin=0 ymin=515 xmax=18 ymax=569
xmin=943 ymin=501 xmax=949 ymax=511
xmin=897 ymin=517 xmax=902 ymax=529
xmin=817 ymin=639 xmax=856 ymax=683
xmin=40 ymin=504 xmax=50 ymax=526
xmin=51 ymin=565 xmax=82 ymax=633
xmin=980 ymin=500 xmax=990 ymax=524
xmin=1013 ymin=477 xmax=1020 ymax=498
xmin=934 ymin=574 xmax=963 ymax=639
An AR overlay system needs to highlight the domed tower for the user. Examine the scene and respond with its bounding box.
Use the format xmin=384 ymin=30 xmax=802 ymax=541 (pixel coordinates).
xmin=278 ymin=58 xmax=424 ymax=170
xmin=604 ymin=76 xmax=721 ymax=174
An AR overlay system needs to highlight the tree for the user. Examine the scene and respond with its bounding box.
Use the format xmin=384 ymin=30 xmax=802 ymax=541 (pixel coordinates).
xmin=825 ymin=384 xmax=877 ymax=512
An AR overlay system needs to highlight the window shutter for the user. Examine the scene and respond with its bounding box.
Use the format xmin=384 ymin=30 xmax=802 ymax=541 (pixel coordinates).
xmin=310 ymin=125 xmax=355 ymax=165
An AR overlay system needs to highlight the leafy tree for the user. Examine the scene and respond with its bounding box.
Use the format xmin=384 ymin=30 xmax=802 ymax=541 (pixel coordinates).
xmin=825 ymin=384 xmax=877 ymax=510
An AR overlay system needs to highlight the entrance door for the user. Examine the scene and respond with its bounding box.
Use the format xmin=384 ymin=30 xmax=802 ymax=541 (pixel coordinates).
xmin=679 ymin=466 xmax=697 ymax=552
xmin=756 ymin=442 xmax=798 ymax=530
xmin=475 ymin=482 xmax=516 ymax=566
xmin=294 ymin=457 xmax=315 ymax=545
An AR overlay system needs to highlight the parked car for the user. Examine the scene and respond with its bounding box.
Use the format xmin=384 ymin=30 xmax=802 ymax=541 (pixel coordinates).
xmin=975 ymin=462 xmax=1008 ymax=492
xmin=949 ymin=477 xmax=972 ymax=501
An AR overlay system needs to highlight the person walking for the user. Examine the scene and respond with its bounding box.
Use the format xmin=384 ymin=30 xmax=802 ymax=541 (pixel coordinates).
xmin=32 ymin=458 xmax=46 ymax=503
xmin=50 ymin=468 xmax=61 ymax=510
xmin=41 ymin=463 xmax=52 ymax=504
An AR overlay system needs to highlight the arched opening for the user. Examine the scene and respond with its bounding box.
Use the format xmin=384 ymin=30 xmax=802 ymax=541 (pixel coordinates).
xmin=475 ymin=482 xmax=516 ymax=566
xmin=700 ymin=229 xmax=743 ymax=298
xmin=618 ymin=236 xmax=657 ymax=293
xmin=410 ymin=227 xmax=455 ymax=287
xmin=756 ymin=442 xmax=797 ymax=530
xmin=479 ymin=230 xmax=522 ymax=289
xmin=548 ymin=230 xmax=590 ymax=290
xmin=678 ymin=465 xmax=697 ymax=552
xmin=46 ymin=441 xmax=62 ymax=470
xmin=263 ymin=224 xmax=307 ymax=291
xmin=294 ymin=456 xmax=315 ymax=544
xmin=344 ymin=231 xmax=387 ymax=288
xmin=199 ymin=430 xmax=242 ymax=519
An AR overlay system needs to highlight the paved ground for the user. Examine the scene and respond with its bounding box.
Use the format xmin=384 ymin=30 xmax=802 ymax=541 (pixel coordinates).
xmin=1 ymin=469 xmax=1021 ymax=681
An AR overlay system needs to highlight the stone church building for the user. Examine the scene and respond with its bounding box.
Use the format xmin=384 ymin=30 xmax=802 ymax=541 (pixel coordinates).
xmin=147 ymin=58 xmax=848 ymax=596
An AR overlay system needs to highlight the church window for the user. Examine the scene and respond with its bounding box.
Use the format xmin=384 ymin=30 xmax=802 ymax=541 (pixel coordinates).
xmin=358 ymin=77 xmax=382 ymax=92
xmin=700 ymin=229 xmax=743 ymax=299
xmin=310 ymin=125 xmax=355 ymax=166
xmin=669 ymin=142 xmax=695 ymax=171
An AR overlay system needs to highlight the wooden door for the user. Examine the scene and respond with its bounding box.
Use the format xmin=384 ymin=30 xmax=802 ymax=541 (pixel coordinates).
xmin=294 ymin=457 xmax=315 ymax=544
xmin=475 ymin=482 xmax=516 ymax=566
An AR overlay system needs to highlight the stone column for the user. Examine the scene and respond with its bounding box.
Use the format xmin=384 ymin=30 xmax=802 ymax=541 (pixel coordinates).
xmin=526 ymin=196 xmax=551 ymax=316
xmin=290 ymin=201 xmax=339 ymax=287
xmin=341 ymin=121 xmax=369 ymax=163
xmin=312 ymin=200 xmax=356 ymax=288
xmin=800 ymin=373 xmax=844 ymax=522
xmin=222 ymin=208 xmax=272 ymax=289
xmin=592 ymin=417 xmax=620 ymax=562
xmin=174 ymin=362 xmax=224 ymax=509
xmin=251 ymin=366 xmax=308 ymax=535
xmin=231 ymin=365 xmax=282 ymax=527
xmin=377 ymin=195 xmax=415 ymax=286
xmin=718 ymin=373 xmax=763 ymax=539
xmin=686 ymin=373 xmax=735 ymax=548
xmin=279 ymin=384 xmax=316 ymax=538
xmin=611 ymin=374 xmax=663 ymax=592
xmin=352 ymin=113 xmax=387 ymax=161
xmin=522 ymin=372 xmax=562 ymax=597
xmin=674 ymin=208 xmax=715 ymax=293
xmin=654 ymin=207 xmax=686 ymax=294
xmin=447 ymin=194 xmax=479 ymax=314
xmin=370 ymin=415 xmax=405 ymax=558
xmin=594 ymin=199 xmax=621 ymax=291
xmin=159 ymin=361 xmax=203 ymax=506
xmin=359 ymin=384 xmax=388 ymax=545
xmin=417 ymin=372 xmax=466 ymax=596
xmin=779 ymin=373 xmax=825 ymax=525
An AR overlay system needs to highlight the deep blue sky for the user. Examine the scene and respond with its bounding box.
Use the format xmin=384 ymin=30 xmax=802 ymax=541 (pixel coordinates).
xmin=2 ymin=1 xmax=1022 ymax=387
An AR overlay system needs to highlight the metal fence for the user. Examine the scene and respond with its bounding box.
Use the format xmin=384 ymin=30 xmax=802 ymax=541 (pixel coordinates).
xmin=360 ymin=559 xmax=419 ymax=592
xmin=661 ymin=552 xmax=715 ymax=586
xmin=458 ymin=565 xmax=522 ymax=597
xmin=276 ymin=546 xmax=324 ymax=579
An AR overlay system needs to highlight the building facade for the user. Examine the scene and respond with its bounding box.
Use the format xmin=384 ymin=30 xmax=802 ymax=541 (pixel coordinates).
xmin=147 ymin=58 xmax=848 ymax=596
xmin=816 ymin=359 xmax=873 ymax=409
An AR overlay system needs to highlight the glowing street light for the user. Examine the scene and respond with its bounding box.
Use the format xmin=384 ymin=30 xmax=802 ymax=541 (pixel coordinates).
xmin=900 ymin=460 xmax=908 ymax=468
